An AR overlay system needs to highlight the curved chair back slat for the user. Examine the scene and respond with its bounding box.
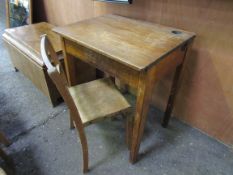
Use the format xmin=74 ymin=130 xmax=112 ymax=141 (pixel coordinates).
xmin=40 ymin=35 xmax=83 ymax=126
xmin=41 ymin=35 xmax=89 ymax=173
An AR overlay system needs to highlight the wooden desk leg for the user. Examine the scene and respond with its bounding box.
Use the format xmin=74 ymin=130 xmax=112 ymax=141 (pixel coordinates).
xmin=61 ymin=38 xmax=78 ymax=86
xmin=162 ymin=64 xmax=183 ymax=128
xmin=64 ymin=54 xmax=78 ymax=86
xmin=130 ymin=71 xmax=153 ymax=163
xmin=61 ymin=38 xmax=79 ymax=129
xmin=162 ymin=45 xmax=188 ymax=128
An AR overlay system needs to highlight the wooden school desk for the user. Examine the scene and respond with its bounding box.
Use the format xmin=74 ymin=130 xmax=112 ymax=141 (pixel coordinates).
xmin=53 ymin=14 xmax=195 ymax=163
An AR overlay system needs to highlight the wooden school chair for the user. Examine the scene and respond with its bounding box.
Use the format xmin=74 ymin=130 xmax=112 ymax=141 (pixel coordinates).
xmin=40 ymin=35 xmax=132 ymax=173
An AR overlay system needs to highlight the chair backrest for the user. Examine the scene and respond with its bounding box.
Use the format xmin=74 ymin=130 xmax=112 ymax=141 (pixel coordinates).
xmin=40 ymin=35 xmax=83 ymax=127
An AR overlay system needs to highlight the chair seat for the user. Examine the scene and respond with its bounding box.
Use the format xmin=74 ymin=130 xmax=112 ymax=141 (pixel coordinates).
xmin=68 ymin=78 xmax=131 ymax=126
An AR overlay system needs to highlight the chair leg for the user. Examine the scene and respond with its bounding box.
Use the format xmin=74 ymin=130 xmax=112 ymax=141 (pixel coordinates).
xmin=0 ymin=132 xmax=11 ymax=147
xmin=69 ymin=111 xmax=75 ymax=129
xmin=79 ymin=132 xmax=89 ymax=173
xmin=126 ymin=115 xmax=133 ymax=150
xmin=73 ymin=116 xmax=89 ymax=173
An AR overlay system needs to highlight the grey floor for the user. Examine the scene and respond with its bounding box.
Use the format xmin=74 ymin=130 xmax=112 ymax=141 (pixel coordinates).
xmin=0 ymin=1 xmax=233 ymax=175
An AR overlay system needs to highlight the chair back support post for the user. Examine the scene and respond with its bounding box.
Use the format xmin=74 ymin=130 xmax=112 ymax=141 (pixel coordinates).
xmin=40 ymin=35 xmax=89 ymax=172
xmin=40 ymin=35 xmax=76 ymax=114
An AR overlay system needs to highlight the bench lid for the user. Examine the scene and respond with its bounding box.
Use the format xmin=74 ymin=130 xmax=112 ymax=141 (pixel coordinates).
xmin=3 ymin=22 xmax=62 ymax=67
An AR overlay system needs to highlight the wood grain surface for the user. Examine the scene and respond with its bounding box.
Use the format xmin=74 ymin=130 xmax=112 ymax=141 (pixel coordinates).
xmin=53 ymin=15 xmax=194 ymax=70
xmin=34 ymin=0 xmax=233 ymax=146
xmin=4 ymin=22 xmax=62 ymax=66
xmin=41 ymin=35 xmax=132 ymax=171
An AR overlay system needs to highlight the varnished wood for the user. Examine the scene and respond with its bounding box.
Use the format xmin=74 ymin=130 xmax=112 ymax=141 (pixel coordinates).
xmin=60 ymin=38 xmax=97 ymax=86
xmin=60 ymin=37 xmax=77 ymax=86
xmin=115 ymin=78 xmax=129 ymax=94
xmin=63 ymin=38 xmax=140 ymax=88
xmin=5 ymin=0 xmax=9 ymax=28
xmin=40 ymin=35 xmax=131 ymax=173
xmin=36 ymin=0 xmax=233 ymax=146
xmin=68 ymin=78 xmax=131 ymax=126
xmin=2 ymin=22 xmax=96 ymax=106
xmin=53 ymin=15 xmax=195 ymax=163
xmin=41 ymin=35 xmax=89 ymax=173
xmin=130 ymin=44 xmax=189 ymax=162
xmin=94 ymin=0 xmax=233 ymax=146
xmin=2 ymin=23 xmax=62 ymax=106
xmin=53 ymin=15 xmax=195 ymax=71
xmin=69 ymin=110 xmax=75 ymax=129
xmin=125 ymin=111 xmax=134 ymax=150
xmin=4 ymin=22 xmax=62 ymax=66
xmin=162 ymin=46 xmax=188 ymax=128
xmin=28 ymin=0 xmax=33 ymax=24
xmin=130 ymin=66 xmax=159 ymax=163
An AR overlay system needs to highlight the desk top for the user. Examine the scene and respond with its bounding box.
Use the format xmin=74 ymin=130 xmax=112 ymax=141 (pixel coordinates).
xmin=53 ymin=15 xmax=195 ymax=70
xmin=3 ymin=22 xmax=61 ymax=66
